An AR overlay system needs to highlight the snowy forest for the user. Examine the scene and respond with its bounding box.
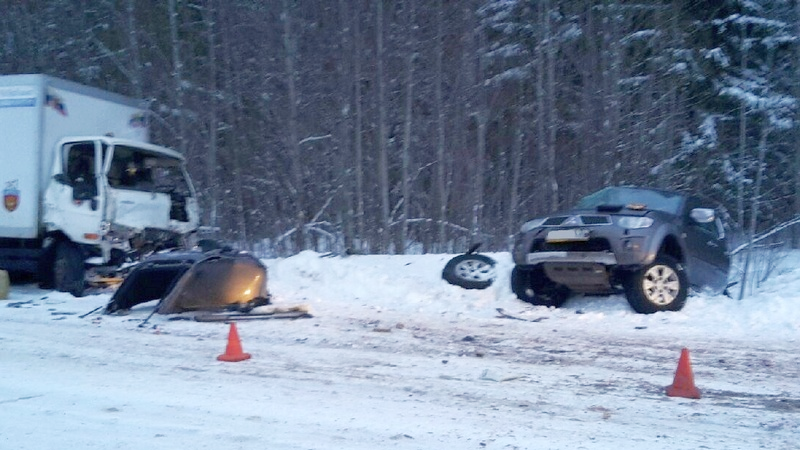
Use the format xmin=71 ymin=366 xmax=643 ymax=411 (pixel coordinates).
xmin=2 ymin=0 xmax=800 ymax=255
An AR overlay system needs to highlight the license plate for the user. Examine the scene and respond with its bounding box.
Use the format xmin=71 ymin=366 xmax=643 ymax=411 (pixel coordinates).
xmin=546 ymin=229 xmax=589 ymax=242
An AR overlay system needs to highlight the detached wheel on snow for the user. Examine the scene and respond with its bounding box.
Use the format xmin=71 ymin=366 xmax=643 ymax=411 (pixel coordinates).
xmin=53 ymin=241 xmax=86 ymax=297
xmin=624 ymin=255 xmax=687 ymax=314
xmin=510 ymin=266 xmax=569 ymax=308
xmin=442 ymin=253 xmax=496 ymax=290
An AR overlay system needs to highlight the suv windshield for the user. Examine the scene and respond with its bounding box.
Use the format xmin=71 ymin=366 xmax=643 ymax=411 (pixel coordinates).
xmin=573 ymin=187 xmax=683 ymax=215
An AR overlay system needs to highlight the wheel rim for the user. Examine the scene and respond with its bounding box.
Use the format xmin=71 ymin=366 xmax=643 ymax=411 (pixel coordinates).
xmin=454 ymin=259 xmax=495 ymax=282
xmin=641 ymin=264 xmax=681 ymax=305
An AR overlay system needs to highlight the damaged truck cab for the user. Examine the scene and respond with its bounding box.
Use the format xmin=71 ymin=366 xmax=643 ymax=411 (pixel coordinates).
xmin=43 ymin=137 xmax=199 ymax=291
xmin=0 ymin=74 xmax=199 ymax=296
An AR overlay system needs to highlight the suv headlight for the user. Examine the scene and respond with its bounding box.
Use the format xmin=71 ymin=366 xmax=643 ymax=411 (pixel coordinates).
xmin=616 ymin=216 xmax=654 ymax=229
xmin=520 ymin=218 xmax=546 ymax=233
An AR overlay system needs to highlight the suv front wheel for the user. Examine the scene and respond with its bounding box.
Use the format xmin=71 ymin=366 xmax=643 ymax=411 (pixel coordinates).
xmin=624 ymin=255 xmax=687 ymax=314
xmin=511 ymin=266 xmax=570 ymax=308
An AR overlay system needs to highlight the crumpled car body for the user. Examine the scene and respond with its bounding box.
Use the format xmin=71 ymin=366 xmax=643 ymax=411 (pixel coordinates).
xmin=105 ymin=249 xmax=270 ymax=314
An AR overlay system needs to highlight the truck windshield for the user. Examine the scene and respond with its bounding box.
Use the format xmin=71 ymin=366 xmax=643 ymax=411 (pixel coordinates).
xmin=107 ymin=145 xmax=191 ymax=196
xmin=574 ymin=187 xmax=683 ymax=215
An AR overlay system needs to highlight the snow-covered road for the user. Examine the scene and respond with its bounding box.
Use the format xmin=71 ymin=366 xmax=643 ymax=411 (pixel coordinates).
xmin=1 ymin=252 xmax=799 ymax=449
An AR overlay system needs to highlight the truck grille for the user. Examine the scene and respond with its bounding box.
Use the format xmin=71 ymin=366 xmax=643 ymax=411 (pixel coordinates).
xmin=540 ymin=215 xmax=611 ymax=226
xmin=531 ymin=237 xmax=612 ymax=253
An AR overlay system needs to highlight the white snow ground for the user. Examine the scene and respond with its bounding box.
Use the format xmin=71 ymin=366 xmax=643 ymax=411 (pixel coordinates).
xmin=1 ymin=251 xmax=799 ymax=450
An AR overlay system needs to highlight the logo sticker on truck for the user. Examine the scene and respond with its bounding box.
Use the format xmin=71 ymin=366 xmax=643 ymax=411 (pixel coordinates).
xmin=45 ymin=91 xmax=68 ymax=116
xmin=3 ymin=180 xmax=19 ymax=212
xmin=129 ymin=112 xmax=147 ymax=128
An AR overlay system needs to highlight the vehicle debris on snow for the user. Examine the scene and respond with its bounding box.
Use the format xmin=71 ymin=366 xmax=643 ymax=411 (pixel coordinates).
xmin=105 ymin=248 xmax=270 ymax=315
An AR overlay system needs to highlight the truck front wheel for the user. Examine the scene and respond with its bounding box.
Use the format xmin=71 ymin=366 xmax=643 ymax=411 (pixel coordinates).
xmin=53 ymin=242 xmax=86 ymax=297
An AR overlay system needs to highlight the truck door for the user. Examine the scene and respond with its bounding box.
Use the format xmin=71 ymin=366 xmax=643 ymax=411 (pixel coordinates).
xmin=44 ymin=140 xmax=105 ymax=244
xmin=105 ymin=145 xmax=171 ymax=232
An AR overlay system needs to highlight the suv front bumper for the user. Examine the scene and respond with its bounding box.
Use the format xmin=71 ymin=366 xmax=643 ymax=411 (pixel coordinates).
xmin=524 ymin=251 xmax=617 ymax=265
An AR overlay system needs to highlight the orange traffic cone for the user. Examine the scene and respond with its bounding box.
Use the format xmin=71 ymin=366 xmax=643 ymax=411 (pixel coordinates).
xmin=666 ymin=348 xmax=701 ymax=399
xmin=217 ymin=322 xmax=251 ymax=362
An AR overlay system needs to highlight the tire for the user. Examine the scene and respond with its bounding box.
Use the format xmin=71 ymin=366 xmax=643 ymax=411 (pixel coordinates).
xmin=37 ymin=244 xmax=57 ymax=289
xmin=510 ymin=266 xmax=569 ymax=308
xmin=624 ymin=255 xmax=687 ymax=314
xmin=442 ymin=254 xmax=496 ymax=290
xmin=53 ymin=241 xmax=86 ymax=297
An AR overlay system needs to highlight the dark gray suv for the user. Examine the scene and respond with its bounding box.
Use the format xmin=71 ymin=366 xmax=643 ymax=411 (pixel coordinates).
xmin=512 ymin=186 xmax=729 ymax=313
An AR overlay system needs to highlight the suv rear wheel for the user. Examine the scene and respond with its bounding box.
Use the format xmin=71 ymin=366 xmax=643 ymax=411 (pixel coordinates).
xmin=511 ymin=266 xmax=570 ymax=308
xmin=624 ymin=255 xmax=687 ymax=314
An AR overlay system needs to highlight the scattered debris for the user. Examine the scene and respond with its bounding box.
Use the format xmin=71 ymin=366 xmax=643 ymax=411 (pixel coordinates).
xmin=79 ymin=306 xmax=104 ymax=318
xmin=588 ymin=405 xmax=613 ymax=420
xmin=194 ymin=305 xmax=312 ymax=322
xmin=495 ymin=308 xmax=547 ymax=323
xmin=479 ymin=369 xmax=524 ymax=382
xmin=106 ymin=250 xmax=270 ymax=315
xmin=6 ymin=300 xmax=34 ymax=308
xmin=389 ymin=434 xmax=414 ymax=440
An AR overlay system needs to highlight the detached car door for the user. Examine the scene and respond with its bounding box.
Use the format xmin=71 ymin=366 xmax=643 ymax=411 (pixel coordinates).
xmin=682 ymin=197 xmax=730 ymax=293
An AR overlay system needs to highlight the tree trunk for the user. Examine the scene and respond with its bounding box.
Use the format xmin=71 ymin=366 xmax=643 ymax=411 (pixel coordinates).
xmin=168 ymin=0 xmax=187 ymax=155
xmin=353 ymin=4 xmax=365 ymax=252
xmin=507 ymin=83 xmax=524 ymax=251
xmin=544 ymin=0 xmax=559 ymax=210
xmin=472 ymin=111 xmax=487 ymax=244
xmin=218 ymin=5 xmax=248 ymax=247
xmin=739 ymin=125 xmax=770 ymax=300
xmin=737 ymin=26 xmax=749 ymax=232
xmin=534 ymin=4 xmax=546 ymax=215
xmin=435 ymin=0 xmax=447 ymax=252
xmin=282 ymin=0 xmax=305 ymax=251
xmin=125 ymin=0 xmax=143 ymax=99
xmin=338 ymin=0 xmax=354 ymax=252
xmin=203 ymin=0 xmax=219 ymax=230
xmin=376 ymin=0 xmax=390 ymax=253
xmin=400 ymin=5 xmax=416 ymax=254
xmin=793 ymin=1 xmax=800 ymax=248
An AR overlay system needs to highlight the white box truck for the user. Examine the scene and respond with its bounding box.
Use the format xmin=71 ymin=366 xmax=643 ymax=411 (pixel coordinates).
xmin=0 ymin=74 xmax=199 ymax=295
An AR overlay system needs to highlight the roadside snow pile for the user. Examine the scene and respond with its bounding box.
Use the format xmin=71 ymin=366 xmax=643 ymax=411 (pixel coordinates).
xmin=261 ymin=250 xmax=800 ymax=342
xmin=265 ymin=250 xmax=520 ymax=320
